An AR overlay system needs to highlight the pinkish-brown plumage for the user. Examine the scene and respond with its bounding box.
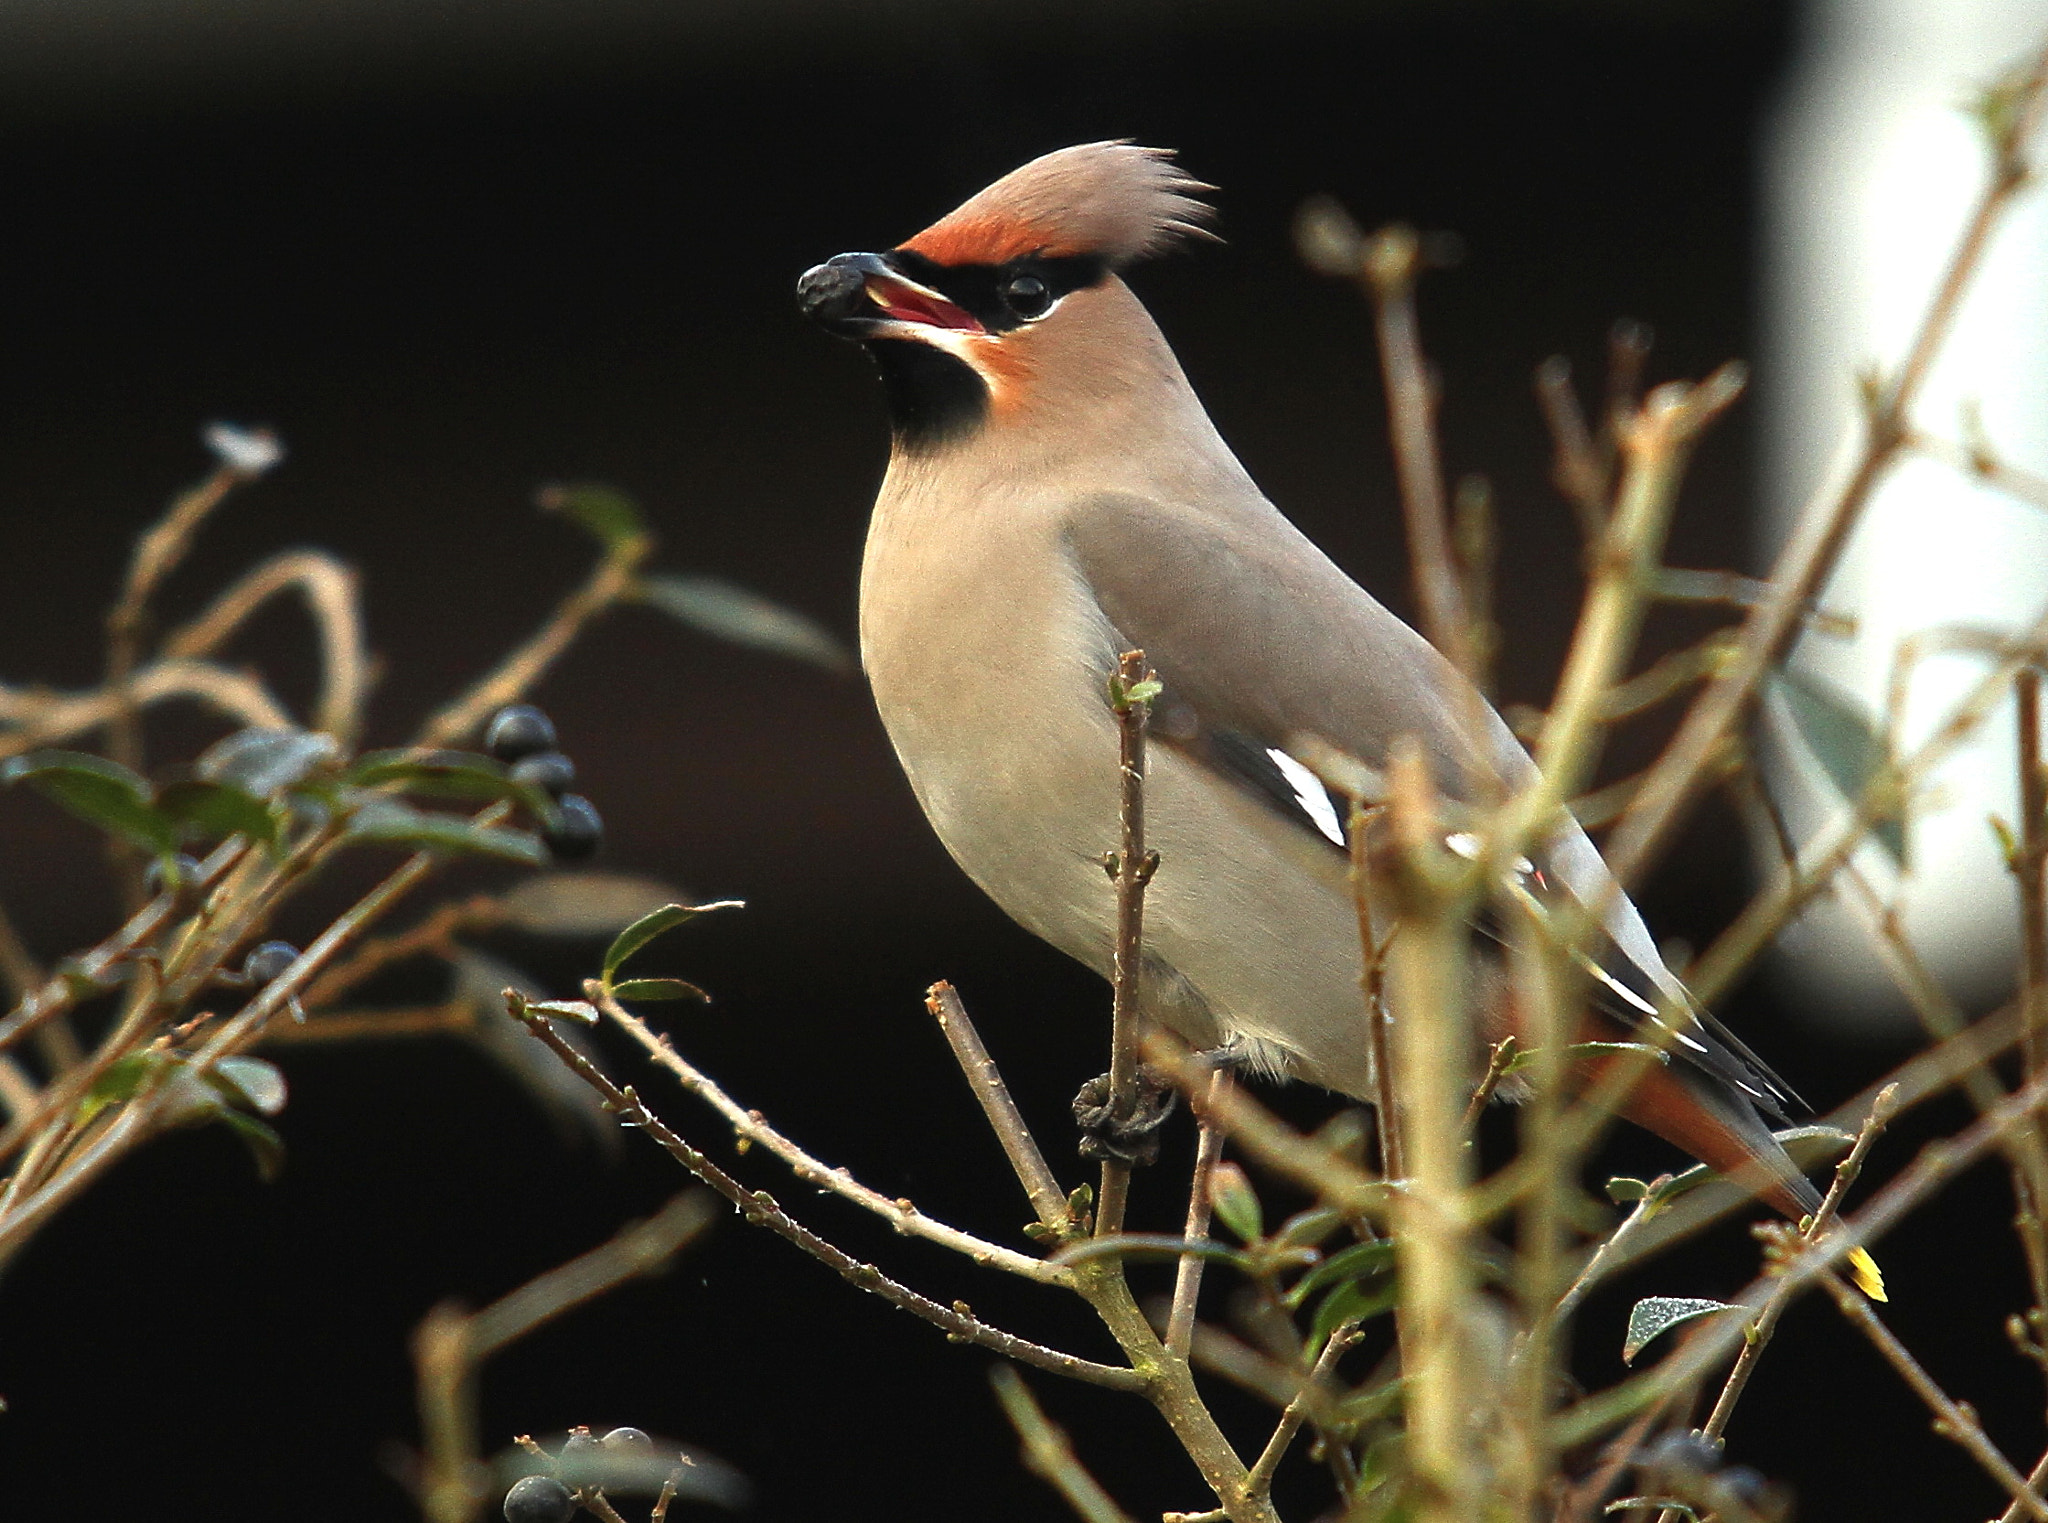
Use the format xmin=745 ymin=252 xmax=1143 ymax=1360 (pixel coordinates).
xmin=899 ymin=141 xmax=1214 ymax=269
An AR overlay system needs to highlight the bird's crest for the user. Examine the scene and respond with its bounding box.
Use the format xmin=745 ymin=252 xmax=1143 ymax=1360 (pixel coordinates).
xmin=901 ymin=141 xmax=1215 ymax=270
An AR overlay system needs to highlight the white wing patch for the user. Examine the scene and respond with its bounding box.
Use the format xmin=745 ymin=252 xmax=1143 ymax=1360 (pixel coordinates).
xmin=1575 ymin=952 xmax=1712 ymax=1055
xmin=1266 ymin=747 xmax=1346 ymax=846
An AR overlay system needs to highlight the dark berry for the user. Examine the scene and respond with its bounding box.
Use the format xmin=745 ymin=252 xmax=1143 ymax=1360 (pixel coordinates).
xmin=486 ymin=705 xmax=558 ymax=763
xmin=1718 ymin=1465 xmax=1771 ymax=1505
xmin=242 ymin=940 xmax=300 ymax=985
xmin=145 ymin=853 xmax=204 ymax=897
xmin=559 ymin=1426 xmax=602 ymax=1488
xmin=600 ymin=1425 xmax=654 ymax=1458
xmin=543 ymin=795 xmax=603 ymax=862
xmin=511 ymin=751 xmax=576 ymax=798
xmin=502 ymin=1474 xmax=574 ymax=1523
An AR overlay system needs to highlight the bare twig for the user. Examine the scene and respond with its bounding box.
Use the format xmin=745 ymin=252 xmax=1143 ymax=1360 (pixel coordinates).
xmin=1638 ymin=1090 xmax=1900 ymax=1523
xmin=1605 ymin=38 xmax=2048 ymax=888
xmin=1364 ymin=224 xmax=1475 ymax=682
xmin=600 ymin=992 xmax=1068 ymax=1284
xmin=103 ymin=457 xmax=261 ymax=775
xmin=990 ymin=1366 xmax=1140 ymax=1523
xmin=1817 ymin=1266 xmax=2048 ymax=1521
xmin=1535 ymin=356 xmax=1610 ymax=546
xmin=160 ymin=549 xmax=368 ymax=741
xmin=1910 ymin=426 xmax=2048 ymax=516
xmin=2017 ymin=670 xmax=2048 ymax=1104
xmin=1242 ymin=1320 xmax=1361 ymax=1504
xmin=1144 ymin=1030 xmax=1388 ymax=1224
xmin=507 ymin=996 xmax=1142 ymax=1393
xmin=927 ymin=980 xmax=1072 ymax=1235
xmin=1167 ymin=1072 xmax=1226 ymax=1359
xmin=0 ymin=828 xmax=441 ymax=1261
xmin=415 ymin=1193 xmax=716 ymax=1523
xmin=1560 ymin=1062 xmax=2048 ymax=1447
xmin=298 ymin=895 xmax=507 ymax=1011
xmin=414 ymin=510 xmax=651 ymax=748
xmin=1097 ymin=650 xmax=1158 ymax=1240
xmin=0 ymin=659 xmax=295 ymax=760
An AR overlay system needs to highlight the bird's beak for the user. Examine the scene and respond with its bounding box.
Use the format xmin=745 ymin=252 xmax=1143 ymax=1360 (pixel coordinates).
xmin=797 ymin=252 xmax=985 ymax=338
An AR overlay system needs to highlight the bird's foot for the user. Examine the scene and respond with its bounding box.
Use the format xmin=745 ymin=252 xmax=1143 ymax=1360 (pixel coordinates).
xmin=1073 ymin=1065 xmax=1178 ymax=1167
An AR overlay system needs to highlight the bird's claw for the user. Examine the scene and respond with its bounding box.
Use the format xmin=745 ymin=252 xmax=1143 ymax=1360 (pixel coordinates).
xmin=1073 ymin=1064 xmax=1178 ymax=1166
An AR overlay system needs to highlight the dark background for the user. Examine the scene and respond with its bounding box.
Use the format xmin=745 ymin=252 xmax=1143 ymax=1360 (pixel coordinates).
xmin=0 ymin=2 xmax=2031 ymax=1518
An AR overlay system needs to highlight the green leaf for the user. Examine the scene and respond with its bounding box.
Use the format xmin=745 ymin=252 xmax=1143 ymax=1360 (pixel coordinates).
xmin=1605 ymin=1176 xmax=1652 ymax=1204
xmin=209 ymin=1055 xmax=288 ymax=1116
xmin=529 ymin=998 xmax=602 ymax=1025
xmin=1605 ymin=1500 xmax=1699 ymax=1520
xmin=1272 ymin=1205 xmax=1346 ymax=1253
xmin=1051 ymin=1234 xmax=1249 ymax=1269
xmin=1772 ymin=667 xmax=1906 ymax=865
xmin=538 ymin=481 xmax=647 ymax=549
xmin=215 ymin=1107 xmax=286 ymax=1181
xmin=500 ymin=871 xmax=688 ymax=939
xmin=1622 ymin=1297 xmax=1739 ymax=1364
xmin=1310 ymin=1274 xmax=1398 ymax=1353
xmin=155 ymin=779 xmax=282 ymax=848
xmin=602 ymin=900 xmax=743 ymax=984
xmin=78 ymin=1052 xmax=163 ymax=1124
xmin=347 ymin=750 xmax=550 ymax=814
xmin=196 ymin=728 xmax=340 ymax=798
xmin=343 ymin=798 xmax=548 ymax=864
xmin=608 ymin=977 xmax=709 ymax=1004
xmin=636 ymin=573 xmax=854 ymax=672
xmin=1207 ymin=1161 xmax=1264 ymax=1243
xmin=1285 ymin=1238 xmax=1398 ymax=1308
xmin=0 ymin=750 xmax=176 ymax=856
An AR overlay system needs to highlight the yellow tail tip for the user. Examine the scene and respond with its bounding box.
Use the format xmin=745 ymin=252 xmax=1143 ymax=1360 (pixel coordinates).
xmin=1848 ymin=1246 xmax=1888 ymax=1302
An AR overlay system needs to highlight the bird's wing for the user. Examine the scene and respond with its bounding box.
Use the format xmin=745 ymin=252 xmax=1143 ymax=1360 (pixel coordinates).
xmin=1061 ymin=489 xmax=1805 ymax=1122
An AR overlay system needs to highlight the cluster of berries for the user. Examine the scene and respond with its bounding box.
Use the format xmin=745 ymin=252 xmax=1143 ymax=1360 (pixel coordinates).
xmin=484 ymin=704 xmax=602 ymax=863
xmin=502 ymin=1426 xmax=658 ymax=1523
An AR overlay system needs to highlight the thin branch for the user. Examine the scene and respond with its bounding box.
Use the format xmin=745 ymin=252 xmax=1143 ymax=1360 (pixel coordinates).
xmin=298 ymin=895 xmax=507 ymax=1011
xmin=2017 ymin=669 xmax=2048 ymax=1108
xmin=469 ymin=1191 xmax=718 ymax=1358
xmin=1604 ymin=36 xmax=2048 ymax=888
xmin=103 ymin=458 xmax=259 ymax=775
xmin=0 ymin=838 xmax=244 ymax=1061
xmin=599 ymin=991 xmax=1068 ymax=1284
xmin=1651 ymin=568 xmax=1855 ymax=638
xmin=1143 ymin=1030 xmax=1388 ymax=1225
xmin=1559 ymin=1061 xmax=2048 ymax=1448
xmin=1365 ymin=224 xmax=1476 ymax=681
xmin=160 ymin=549 xmax=368 ymax=742
xmin=0 ymin=827 xmax=443 ymax=1261
xmin=413 ymin=516 xmax=651 ymax=748
xmin=1671 ymin=1085 xmax=1896 ymax=1521
xmin=1909 ymin=426 xmax=2048 ymax=516
xmin=1242 ymin=1321 xmax=1361 ymax=1504
xmin=1534 ymin=355 xmax=1610 ymax=546
xmin=1817 ymin=1266 xmax=2048 ymax=1522
xmin=416 ymin=1194 xmax=718 ymax=1523
xmin=990 ymin=1366 xmax=1140 ymax=1523
xmin=927 ymin=980 xmax=1072 ymax=1236
xmin=1167 ymin=1071 xmax=1226 ymax=1359
xmin=1097 ymin=650 xmax=1157 ymax=1239
xmin=507 ymin=997 xmax=1141 ymax=1393
xmin=0 ymin=659 xmax=295 ymax=760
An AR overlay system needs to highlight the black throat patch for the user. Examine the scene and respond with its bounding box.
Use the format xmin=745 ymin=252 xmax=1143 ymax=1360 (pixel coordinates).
xmin=866 ymin=338 xmax=989 ymax=452
xmin=862 ymin=249 xmax=1110 ymax=453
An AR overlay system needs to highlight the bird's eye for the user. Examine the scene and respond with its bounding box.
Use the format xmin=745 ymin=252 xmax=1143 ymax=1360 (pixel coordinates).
xmin=1003 ymin=273 xmax=1054 ymax=320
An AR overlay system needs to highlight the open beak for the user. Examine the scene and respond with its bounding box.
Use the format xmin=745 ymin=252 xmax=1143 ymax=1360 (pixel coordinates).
xmin=797 ymin=252 xmax=984 ymax=337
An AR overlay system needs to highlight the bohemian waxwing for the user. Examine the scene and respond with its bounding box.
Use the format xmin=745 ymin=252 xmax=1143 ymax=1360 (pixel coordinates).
xmin=797 ymin=141 xmax=1882 ymax=1299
